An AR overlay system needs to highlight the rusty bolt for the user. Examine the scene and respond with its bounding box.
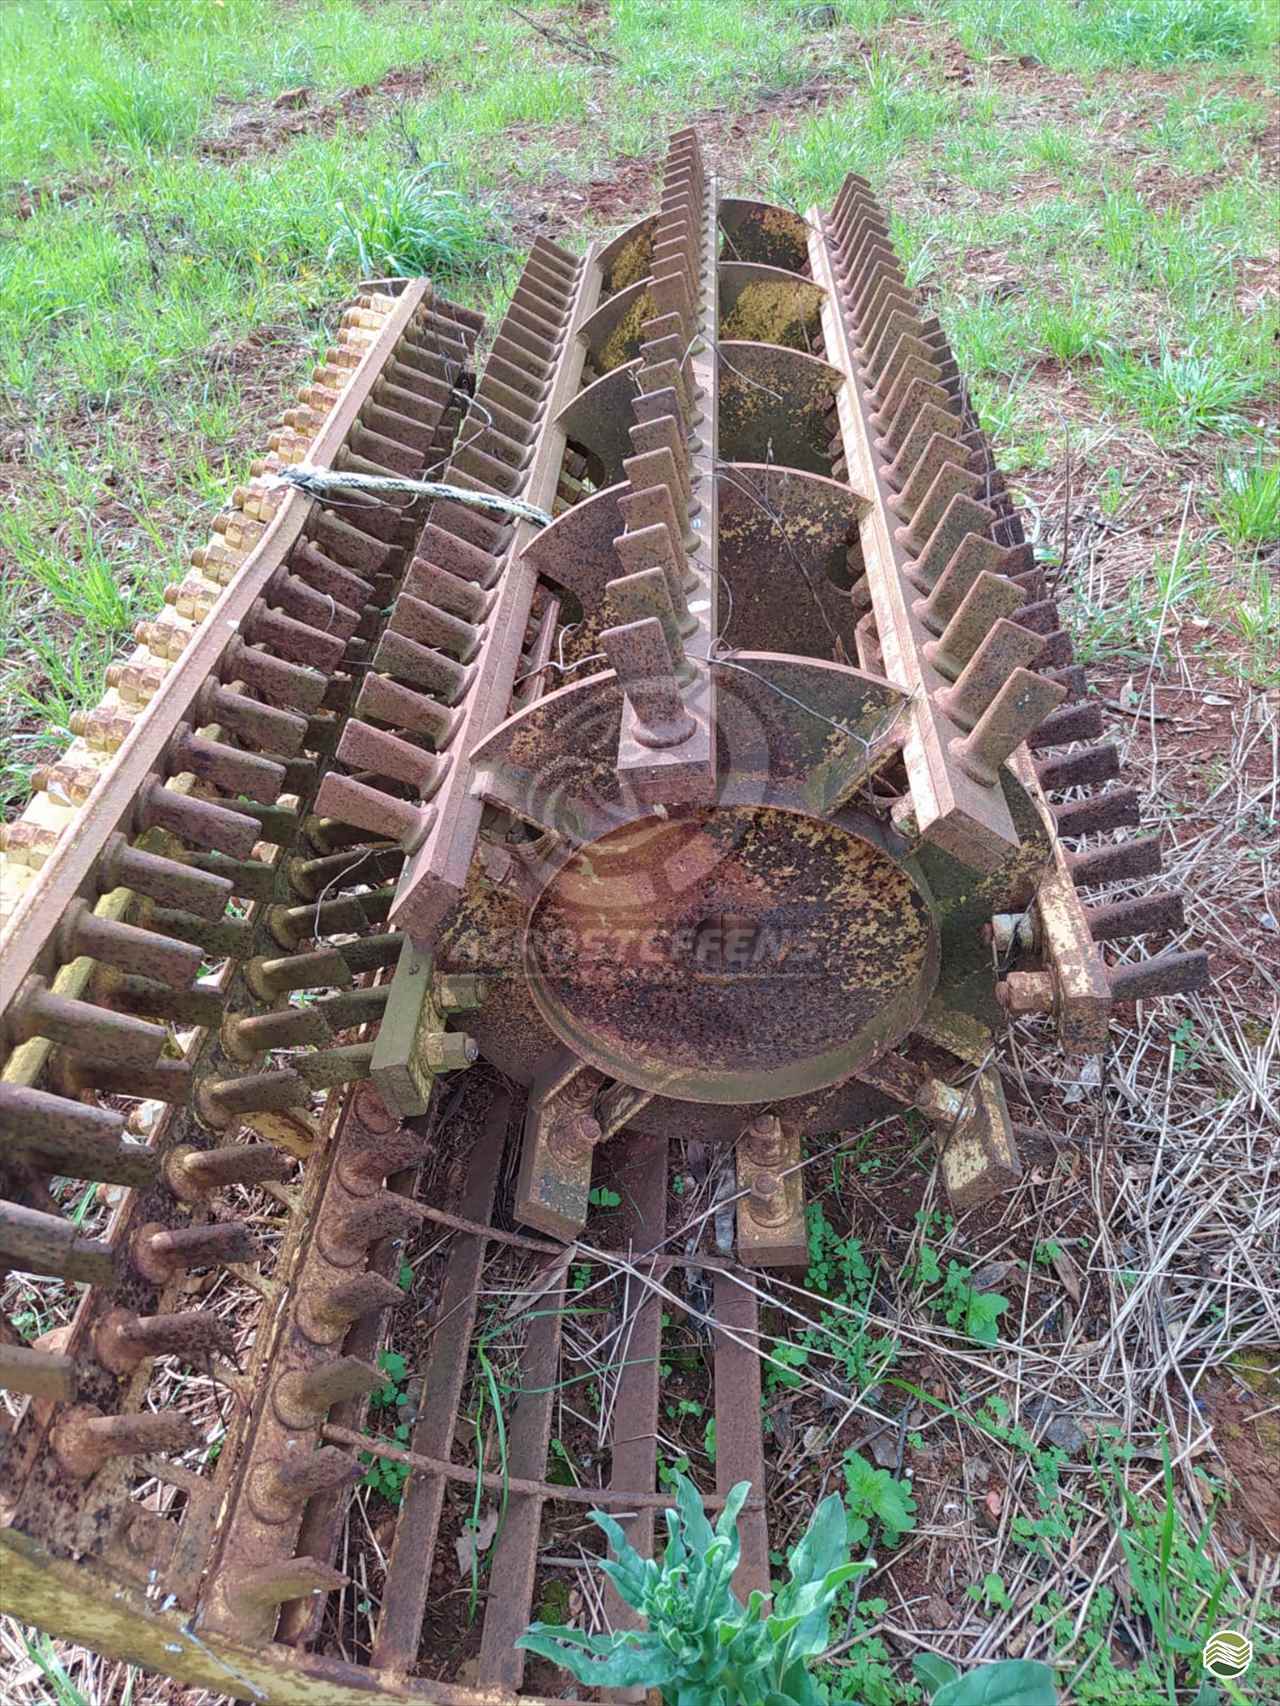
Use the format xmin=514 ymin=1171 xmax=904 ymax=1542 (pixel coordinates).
xmin=740 ymin=1113 xmax=785 ymax=1168
xmin=747 ymin=1171 xmax=791 ymax=1228
xmin=549 ymin=1110 xmax=603 ymax=1165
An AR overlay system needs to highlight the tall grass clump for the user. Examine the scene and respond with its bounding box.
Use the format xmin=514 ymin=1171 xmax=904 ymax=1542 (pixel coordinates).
xmin=330 ymin=167 xmax=505 ymax=283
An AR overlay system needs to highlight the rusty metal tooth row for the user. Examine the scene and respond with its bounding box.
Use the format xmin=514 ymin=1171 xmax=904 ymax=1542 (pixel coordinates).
xmin=313 ymin=235 xmax=588 ymax=950
xmin=812 ymin=173 xmax=1207 ymax=1045
xmin=0 ymin=282 xmax=491 ymax=1600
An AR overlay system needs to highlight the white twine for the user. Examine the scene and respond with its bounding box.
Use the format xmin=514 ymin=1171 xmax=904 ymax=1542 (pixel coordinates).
xmin=269 ymin=464 xmax=554 ymax=528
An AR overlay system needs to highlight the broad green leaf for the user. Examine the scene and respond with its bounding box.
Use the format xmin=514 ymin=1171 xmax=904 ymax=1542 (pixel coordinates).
xmin=932 ymin=1659 xmax=1058 ymax=1706
xmin=675 ymin=1471 xmax=716 ymax=1557
xmin=781 ymin=1491 xmax=848 ymax=1598
xmin=516 ymin=1628 xmax=679 ymax=1688
xmin=715 ymin=1479 xmax=752 ymax=1541
xmin=914 ymin=1652 xmax=961 ymax=1695
xmin=779 ymin=1658 xmax=825 ymax=1704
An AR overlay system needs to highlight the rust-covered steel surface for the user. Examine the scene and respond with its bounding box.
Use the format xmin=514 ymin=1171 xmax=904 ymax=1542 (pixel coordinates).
xmin=0 ymin=133 xmax=1206 ymax=1701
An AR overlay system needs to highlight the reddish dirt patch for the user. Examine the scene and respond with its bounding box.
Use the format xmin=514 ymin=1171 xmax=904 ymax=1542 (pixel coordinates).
xmin=1200 ymin=1369 xmax=1280 ymax=1551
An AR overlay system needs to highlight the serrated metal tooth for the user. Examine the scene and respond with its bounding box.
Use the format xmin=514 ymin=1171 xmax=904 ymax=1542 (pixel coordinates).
xmin=244 ymin=945 xmax=354 ymax=1000
xmin=222 ymin=636 xmax=329 ymax=714
xmin=334 ymin=721 xmax=446 ymax=797
xmin=0 ymin=1082 xmax=156 ymax=1187
xmin=98 ymin=830 xmax=232 ymax=919
xmin=1109 ymin=950 xmax=1210 ymax=1003
xmin=1026 ymin=700 xmax=1105 ymax=751
xmin=57 ymin=1053 xmax=192 ymax=1108
xmin=1032 ymin=628 xmax=1075 ymax=671
xmin=1053 ymin=786 xmax=1143 ymax=839
xmin=935 ymin=617 xmax=1045 ymax=730
xmin=197 ymin=1067 xmax=311 ymax=1125
xmin=625 ymin=450 xmax=697 ymax=552
xmin=131 ymin=1218 xmax=258 ymax=1283
xmin=308 ymin=986 xmax=390 ymax=1032
xmin=317 ymin=1191 xmax=417 ymax=1267
xmin=904 ymin=494 xmax=998 ymax=590
xmin=268 ymin=888 xmax=395 ymax=951
xmin=296 ymin=1273 xmax=406 ymax=1346
xmin=0 ymin=1200 xmax=116 ymax=1285
xmin=950 ymin=669 xmax=1067 ymax=786
xmin=169 ymin=722 xmax=285 ymax=805
xmin=607 ymin=568 xmax=693 ymax=684
xmin=916 ymin=534 xmax=1030 ymax=634
xmin=273 ymin=1043 xmax=381 ymax=1096
xmin=859 ymin=283 xmax=920 ymax=367
xmin=286 ymin=843 xmax=402 ymax=900
xmin=10 ymin=973 xmax=168 ymax=1067
xmin=922 ymin=570 xmax=1027 ymax=681
xmin=485 ymin=349 xmax=552 ymax=404
xmin=267 ymin=571 xmax=363 ymax=643
xmin=346 ymin=420 xmax=417 ymax=476
xmin=361 ymin=397 xmax=446 ymax=456
xmin=374 ymin=628 xmax=474 ymax=703
xmin=873 ymin=332 xmax=951 ymax=412
xmin=883 ymin=402 xmax=966 ymax=493
xmin=416 ymin=521 xmax=505 ymax=588
xmin=1085 ymin=892 xmax=1185 ymax=943
xmin=133 ymin=778 xmax=259 ymax=859
xmin=601 ymin=618 xmax=696 ymax=751
xmin=353 ymin=675 xmax=460 ymax=754
xmin=491 ymin=331 xmax=555 ymax=381
xmin=223 ymin=1003 xmax=334 ymax=1062
xmin=132 ymin=898 xmax=254 ymax=961
xmin=52 ymin=1406 xmax=200 ymax=1481
xmin=1035 ymin=743 xmax=1121 ymax=792
xmin=312 ymin=772 xmax=434 ymax=852
xmin=388 ymin=592 xmax=483 ymax=662
xmin=195 ymin=682 xmax=310 ymax=758
xmin=403 ymin=558 xmax=493 ymax=626
xmin=307 ymin=516 xmax=392 ymax=581
xmin=876 ymin=376 xmax=952 ymax=461
xmin=848 ymin=247 xmax=905 ymax=317
xmin=1068 ymin=835 xmax=1163 ymax=888
xmin=0 ymin=1344 xmax=76 ymax=1401
xmin=897 ymin=459 xmax=981 ymax=553
xmin=336 ymin=1128 xmax=428 ymax=1196
xmin=272 ymin=1358 xmax=382 ymax=1429
xmin=164 ymin=1142 xmax=293 ymax=1202
xmin=244 ymin=600 xmax=350 ymax=673
xmin=95 ymin=971 xmax=226 ymax=1029
xmin=614 ymin=521 xmax=696 ymax=633
xmin=618 ymin=481 xmax=695 ymax=590
xmin=248 ymin=1447 xmax=364 ymax=1520
xmin=93 ymin=1307 xmax=236 ymax=1375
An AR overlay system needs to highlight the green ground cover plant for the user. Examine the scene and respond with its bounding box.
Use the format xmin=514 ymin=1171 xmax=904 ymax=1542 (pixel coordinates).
xmin=520 ymin=1472 xmax=1057 ymax=1705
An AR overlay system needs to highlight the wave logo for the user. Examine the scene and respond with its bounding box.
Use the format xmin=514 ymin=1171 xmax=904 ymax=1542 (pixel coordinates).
xmin=1202 ymin=1629 xmax=1253 ymax=1680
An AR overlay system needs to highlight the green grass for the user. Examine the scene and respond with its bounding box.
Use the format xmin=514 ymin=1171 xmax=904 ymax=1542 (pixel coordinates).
xmin=1214 ymin=451 xmax=1280 ymax=550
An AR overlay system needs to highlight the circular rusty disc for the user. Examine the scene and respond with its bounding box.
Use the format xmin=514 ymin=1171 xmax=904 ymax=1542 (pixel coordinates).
xmin=524 ymin=805 xmax=938 ymax=1103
